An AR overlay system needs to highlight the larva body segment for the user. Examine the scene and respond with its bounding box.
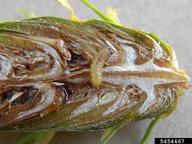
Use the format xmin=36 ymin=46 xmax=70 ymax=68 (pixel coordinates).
xmin=0 ymin=17 xmax=190 ymax=131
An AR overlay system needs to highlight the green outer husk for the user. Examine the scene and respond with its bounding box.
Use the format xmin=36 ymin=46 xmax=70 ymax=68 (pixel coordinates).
xmin=16 ymin=131 xmax=55 ymax=144
xmin=0 ymin=3 xmax=179 ymax=133
xmin=148 ymin=32 xmax=173 ymax=60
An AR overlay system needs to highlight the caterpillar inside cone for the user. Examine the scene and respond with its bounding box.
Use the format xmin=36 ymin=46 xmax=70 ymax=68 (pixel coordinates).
xmin=0 ymin=17 xmax=190 ymax=131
